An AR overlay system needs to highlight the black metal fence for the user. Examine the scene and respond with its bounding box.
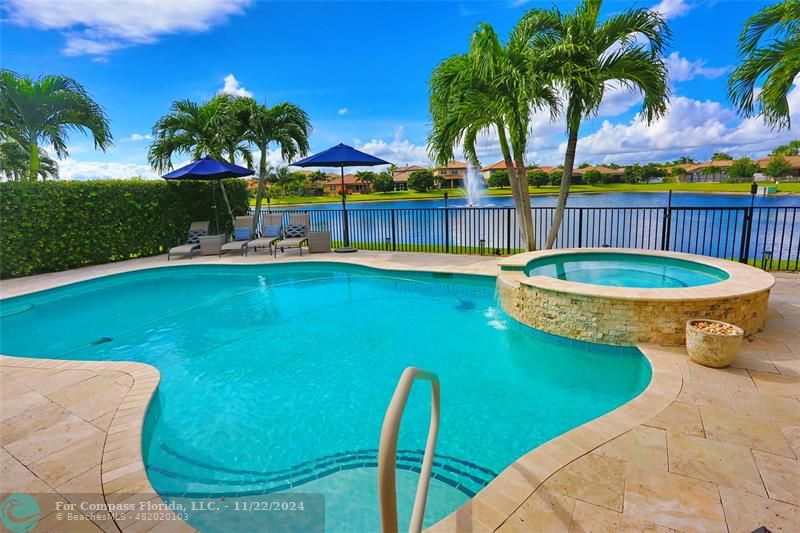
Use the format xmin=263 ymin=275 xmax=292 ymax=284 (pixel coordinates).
xmin=251 ymin=205 xmax=800 ymax=271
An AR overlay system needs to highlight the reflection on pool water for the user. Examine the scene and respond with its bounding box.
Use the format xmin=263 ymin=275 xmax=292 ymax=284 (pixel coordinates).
xmin=0 ymin=263 xmax=651 ymax=531
xmin=524 ymin=252 xmax=730 ymax=288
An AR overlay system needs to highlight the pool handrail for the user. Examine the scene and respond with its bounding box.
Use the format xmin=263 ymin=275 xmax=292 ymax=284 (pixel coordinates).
xmin=378 ymin=367 xmax=441 ymax=533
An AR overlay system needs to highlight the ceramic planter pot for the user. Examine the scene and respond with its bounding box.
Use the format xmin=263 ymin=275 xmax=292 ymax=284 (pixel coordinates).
xmin=686 ymin=319 xmax=744 ymax=368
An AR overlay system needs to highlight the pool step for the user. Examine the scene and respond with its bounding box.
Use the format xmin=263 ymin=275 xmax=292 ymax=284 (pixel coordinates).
xmin=147 ymin=445 xmax=497 ymax=499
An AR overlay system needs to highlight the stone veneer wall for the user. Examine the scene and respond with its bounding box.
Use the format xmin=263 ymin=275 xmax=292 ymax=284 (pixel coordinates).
xmin=497 ymin=277 xmax=770 ymax=346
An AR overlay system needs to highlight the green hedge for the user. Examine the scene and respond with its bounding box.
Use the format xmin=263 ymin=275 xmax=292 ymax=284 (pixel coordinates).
xmin=0 ymin=179 xmax=250 ymax=279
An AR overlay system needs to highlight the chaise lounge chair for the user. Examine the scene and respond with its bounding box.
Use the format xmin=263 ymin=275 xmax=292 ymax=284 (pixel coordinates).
xmin=168 ymin=221 xmax=210 ymax=260
xmin=220 ymin=216 xmax=255 ymax=256
xmin=246 ymin=213 xmax=283 ymax=255
xmin=273 ymin=214 xmax=310 ymax=257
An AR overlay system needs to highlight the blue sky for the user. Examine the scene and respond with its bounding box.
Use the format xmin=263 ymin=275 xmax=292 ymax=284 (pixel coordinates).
xmin=2 ymin=0 xmax=798 ymax=179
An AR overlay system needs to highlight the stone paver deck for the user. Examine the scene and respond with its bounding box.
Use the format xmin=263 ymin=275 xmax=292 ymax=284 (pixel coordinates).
xmin=1 ymin=252 xmax=798 ymax=532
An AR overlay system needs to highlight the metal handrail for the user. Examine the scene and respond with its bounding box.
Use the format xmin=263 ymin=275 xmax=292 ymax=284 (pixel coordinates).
xmin=378 ymin=367 xmax=441 ymax=533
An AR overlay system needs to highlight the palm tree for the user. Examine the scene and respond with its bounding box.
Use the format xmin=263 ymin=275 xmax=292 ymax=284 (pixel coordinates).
xmin=355 ymin=170 xmax=376 ymax=192
xmin=0 ymin=70 xmax=111 ymax=180
xmin=0 ymin=140 xmax=58 ymax=180
xmin=518 ymin=0 xmax=671 ymax=249
xmin=429 ymin=22 xmax=558 ymax=250
xmin=728 ymin=0 xmax=800 ymax=130
xmin=246 ymin=102 xmax=311 ymax=232
xmin=148 ymin=96 xmax=257 ymax=224
xmin=214 ymin=94 xmax=255 ymax=167
xmin=770 ymin=139 xmax=800 ymax=156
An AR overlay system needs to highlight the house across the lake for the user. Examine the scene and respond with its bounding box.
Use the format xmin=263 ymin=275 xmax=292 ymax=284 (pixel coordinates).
xmin=324 ymin=173 xmax=370 ymax=194
xmin=572 ymin=165 xmax=625 ymax=180
xmin=391 ymin=165 xmax=426 ymax=191
xmin=682 ymin=156 xmax=800 ymax=182
xmin=435 ymin=160 xmax=468 ymax=188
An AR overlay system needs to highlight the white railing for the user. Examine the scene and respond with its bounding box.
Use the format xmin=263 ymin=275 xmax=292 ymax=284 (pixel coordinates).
xmin=378 ymin=367 xmax=441 ymax=533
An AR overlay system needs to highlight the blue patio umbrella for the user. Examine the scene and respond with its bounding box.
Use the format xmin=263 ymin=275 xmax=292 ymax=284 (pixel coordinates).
xmin=162 ymin=156 xmax=254 ymax=233
xmin=292 ymin=143 xmax=390 ymax=252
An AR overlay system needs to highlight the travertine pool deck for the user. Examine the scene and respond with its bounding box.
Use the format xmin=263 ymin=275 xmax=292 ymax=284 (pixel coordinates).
xmin=1 ymin=251 xmax=798 ymax=532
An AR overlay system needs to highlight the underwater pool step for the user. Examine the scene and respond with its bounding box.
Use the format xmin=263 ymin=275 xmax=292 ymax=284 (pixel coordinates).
xmin=149 ymin=445 xmax=497 ymax=498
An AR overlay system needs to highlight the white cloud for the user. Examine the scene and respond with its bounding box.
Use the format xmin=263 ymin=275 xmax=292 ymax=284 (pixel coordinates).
xmin=338 ymin=108 xmax=348 ymax=115
xmin=666 ymin=52 xmax=729 ymax=82
xmin=596 ymin=83 xmax=644 ymax=117
xmin=564 ymin=80 xmax=800 ymax=164
xmin=355 ymin=126 xmax=430 ymax=167
xmin=123 ymin=133 xmax=153 ymax=142
xmin=2 ymin=0 xmax=251 ymax=57
xmin=651 ymin=0 xmax=692 ymax=19
xmin=56 ymin=159 xmax=158 ymax=180
xmin=219 ymin=74 xmax=253 ymax=98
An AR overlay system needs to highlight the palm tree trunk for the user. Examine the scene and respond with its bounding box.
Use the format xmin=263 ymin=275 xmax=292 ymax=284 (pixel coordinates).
xmin=29 ymin=141 xmax=39 ymax=181
xmin=545 ymin=124 xmax=579 ymax=249
xmin=216 ymin=152 xmax=235 ymax=231
xmin=251 ymin=144 xmax=268 ymax=234
xmin=496 ymin=122 xmax=530 ymax=248
xmin=513 ymin=153 xmax=536 ymax=250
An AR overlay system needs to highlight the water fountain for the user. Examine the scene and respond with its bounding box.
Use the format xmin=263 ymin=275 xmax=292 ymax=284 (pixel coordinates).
xmin=463 ymin=163 xmax=485 ymax=207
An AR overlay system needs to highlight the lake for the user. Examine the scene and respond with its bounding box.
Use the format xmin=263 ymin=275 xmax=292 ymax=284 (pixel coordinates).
xmin=279 ymin=192 xmax=800 ymax=210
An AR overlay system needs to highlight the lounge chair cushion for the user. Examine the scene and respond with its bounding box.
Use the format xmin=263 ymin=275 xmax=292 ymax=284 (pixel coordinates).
xmin=284 ymin=224 xmax=305 ymax=238
xmin=263 ymin=224 xmax=281 ymax=238
xmin=170 ymin=243 xmax=200 ymax=255
xmin=234 ymin=227 xmax=252 ymax=241
xmin=187 ymin=229 xmax=206 ymax=244
xmin=221 ymin=240 xmax=247 ymax=251
xmin=247 ymin=236 xmax=279 ymax=249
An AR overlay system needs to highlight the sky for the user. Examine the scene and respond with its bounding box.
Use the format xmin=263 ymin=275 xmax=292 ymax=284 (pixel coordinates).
xmin=1 ymin=0 xmax=798 ymax=180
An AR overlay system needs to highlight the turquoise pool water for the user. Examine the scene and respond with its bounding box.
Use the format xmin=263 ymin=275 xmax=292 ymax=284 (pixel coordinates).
xmin=0 ymin=264 xmax=651 ymax=531
xmin=523 ymin=252 xmax=729 ymax=288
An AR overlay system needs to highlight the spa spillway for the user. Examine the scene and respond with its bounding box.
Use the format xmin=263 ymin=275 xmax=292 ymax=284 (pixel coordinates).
xmin=497 ymin=249 xmax=775 ymax=346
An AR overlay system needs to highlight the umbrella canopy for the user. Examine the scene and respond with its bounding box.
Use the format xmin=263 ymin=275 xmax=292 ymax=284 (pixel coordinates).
xmin=291 ymin=144 xmax=390 ymax=253
xmin=161 ymin=156 xmax=253 ymax=234
xmin=292 ymin=143 xmax=390 ymax=168
xmin=162 ymin=156 xmax=254 ymax=180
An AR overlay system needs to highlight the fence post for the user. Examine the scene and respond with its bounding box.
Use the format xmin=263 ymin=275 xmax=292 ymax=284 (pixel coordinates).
xmin=740 ymin=206 xmax=755 ymax=263
xmin=444 ymin=205 xmax=450 ymax=254
xmin=578 ymin=208 xmax=584 ymax=248
xmin=506 ymin=208 xmax=512 ymax=255
xmin=391 ymin=209 xmax=397 ymax=252
xmin=661 ymin=190 xmax=672 ymax=250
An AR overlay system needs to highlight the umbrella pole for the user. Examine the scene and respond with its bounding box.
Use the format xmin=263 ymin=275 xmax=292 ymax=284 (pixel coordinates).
xmin=336 ymin=165 xmax=357 ymax=253
xmin=212 ymin=184 xmax=220 ymax=234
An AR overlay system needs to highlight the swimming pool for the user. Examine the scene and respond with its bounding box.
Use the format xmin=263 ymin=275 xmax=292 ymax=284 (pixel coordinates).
xmin=0 ymin=263 xmax=651 ymax=531
xmin=524 ymin=251 xmax=729 ymax=288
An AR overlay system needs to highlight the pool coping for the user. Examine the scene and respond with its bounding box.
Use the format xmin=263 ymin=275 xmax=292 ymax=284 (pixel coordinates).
xmin=0 ymin=253 xmax=693 ymax=531
xmin=0 ymin=353 xmax=176 ymax=531
xmin=427 ymin=343 xmax=681 ymax=531
xmin=498 ymin=248 xmax=775 ymax=302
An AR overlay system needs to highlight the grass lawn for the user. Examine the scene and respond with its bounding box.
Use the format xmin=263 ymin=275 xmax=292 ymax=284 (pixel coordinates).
xmin=257 ymin=181 xmax=799 ymax=206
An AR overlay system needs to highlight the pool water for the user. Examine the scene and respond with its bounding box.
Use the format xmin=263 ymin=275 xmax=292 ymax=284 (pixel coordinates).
xmin=0 ymin=264 xmax=651 ymax=531
xmin=524 ymin=252 xmax=729 ymax=288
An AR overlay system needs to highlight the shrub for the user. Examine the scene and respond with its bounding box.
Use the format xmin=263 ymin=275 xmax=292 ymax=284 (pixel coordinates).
xmin=373 ymin=172 xmax=395 ymax=193
xmin=728 ymin=157 xmax=759 ymax=181
xmin=527 ymin=170 xmax=549 ymax=187
xmin=765 ymin=155 xmax=791 ymax=179
xmin=408 ymin=170 xmax=435 ymax=192
xmin=0 ymin=179 xmax=249 ymax=279
xmin=488 ymin=170 xmax=510 ymax=188
xmin=582 ymin=169 xmax=605 ymax=185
